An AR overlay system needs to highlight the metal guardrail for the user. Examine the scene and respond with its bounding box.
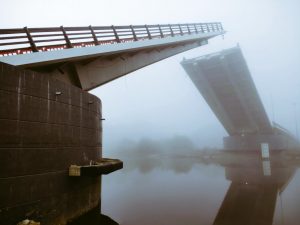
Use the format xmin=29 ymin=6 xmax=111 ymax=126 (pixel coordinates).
xmin=0 ymin=23 xmax=223 ymax=57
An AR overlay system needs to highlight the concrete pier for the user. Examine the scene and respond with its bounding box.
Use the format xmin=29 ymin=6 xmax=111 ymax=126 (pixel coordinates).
xmin=0 ymin=62 xmax=102 ymax=225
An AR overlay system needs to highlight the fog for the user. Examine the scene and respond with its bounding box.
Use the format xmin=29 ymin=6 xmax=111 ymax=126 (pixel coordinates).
xmin=108 ymin=135 xmax=219 ymax=174
xmin=1 ymin=0 xmax=300 ymax=152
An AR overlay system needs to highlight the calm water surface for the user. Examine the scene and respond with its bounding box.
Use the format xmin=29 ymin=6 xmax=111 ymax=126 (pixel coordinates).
xmin=72 ymin=153 xmax=300 ymax=225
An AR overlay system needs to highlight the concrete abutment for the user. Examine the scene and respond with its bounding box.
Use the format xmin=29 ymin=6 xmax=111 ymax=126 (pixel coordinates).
xmin=0 ymin=62 xmax=102 ymax=225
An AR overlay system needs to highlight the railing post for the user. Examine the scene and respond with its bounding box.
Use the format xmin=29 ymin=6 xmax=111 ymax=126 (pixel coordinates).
xmin=186 ymin=24 xmax=191 ymax=34
xmin=169 ymin=24 xmax=174 ymax=37
xmin=111 ymin=25 xmax=120 ymax=43
xmin=158 ymin=24 xmax=164 ymax=38
xmin=200 ymin=23 xmax=205 ymax=33
xmin=145 ymin=25 xmax=152 ymax=39
xmin=89 ymin=25 xmax=99 ymax=45
xmin=219 ymin=23 xmax=224 ymax=31
xmin=194 ymin=24 xmax=198 ymax=34
xmin=60 ymin=26 xmax=73 ymax=48
xmin=178 ymin=24 xmax=183 ymax=35
xmin=130 ymin=25 xmax=138 ymax=41
xmin=207 ymin=23 xmax=211 ymax=32
xmin=24 ymin=27 xmax=38 ymax=52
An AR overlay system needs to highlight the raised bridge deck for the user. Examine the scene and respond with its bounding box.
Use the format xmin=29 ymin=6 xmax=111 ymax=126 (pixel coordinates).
xmin=0 ymin=23 xmax=224 ymax=90
xmin=181 ymin=46 xmax=272 ymax=136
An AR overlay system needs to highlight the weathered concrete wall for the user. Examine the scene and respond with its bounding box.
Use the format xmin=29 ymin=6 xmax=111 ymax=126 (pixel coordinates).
xmin=0 ymin=62 xmax=102 ymax=225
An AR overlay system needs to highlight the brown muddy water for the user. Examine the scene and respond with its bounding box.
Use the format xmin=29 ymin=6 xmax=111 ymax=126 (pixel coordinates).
xmin=70 ymin=151 xmax=300 ymax=225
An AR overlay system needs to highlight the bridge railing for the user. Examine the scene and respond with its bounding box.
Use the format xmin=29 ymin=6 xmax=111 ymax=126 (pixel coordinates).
xmin=0 ymin=23 xmax=223 ymax=57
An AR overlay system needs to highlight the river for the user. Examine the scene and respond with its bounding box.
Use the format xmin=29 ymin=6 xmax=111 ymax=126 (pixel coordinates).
xmin=70 ymin=151 xmax=300 ymax=225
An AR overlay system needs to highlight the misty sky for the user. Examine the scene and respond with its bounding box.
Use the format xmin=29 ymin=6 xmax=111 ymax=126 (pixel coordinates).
xmin=1 ymin=0 xmax=300 ymax=151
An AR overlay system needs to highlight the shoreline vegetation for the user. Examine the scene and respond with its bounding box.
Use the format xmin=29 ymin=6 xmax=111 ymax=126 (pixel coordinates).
xmin=115 ymin=148 xmax=300 ymax=174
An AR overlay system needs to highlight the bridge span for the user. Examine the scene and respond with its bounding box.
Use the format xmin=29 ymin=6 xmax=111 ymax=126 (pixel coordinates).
xmin=0 ymin=23 xmax=224 ymax=90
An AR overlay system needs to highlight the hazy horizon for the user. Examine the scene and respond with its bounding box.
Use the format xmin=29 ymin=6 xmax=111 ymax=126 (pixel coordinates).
xmin=1 ymin=0 xmax=299 ymax=152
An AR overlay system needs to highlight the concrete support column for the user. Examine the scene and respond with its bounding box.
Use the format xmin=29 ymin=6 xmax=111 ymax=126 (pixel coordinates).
xmin=0 ymin=62 xmax=102 ymax=225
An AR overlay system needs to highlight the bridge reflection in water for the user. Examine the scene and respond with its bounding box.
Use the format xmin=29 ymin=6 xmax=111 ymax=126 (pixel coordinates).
xmin=213 ymin=155 xmax=296 ymax=225
xmin=92 ymin=151 xmax=300 ymax=225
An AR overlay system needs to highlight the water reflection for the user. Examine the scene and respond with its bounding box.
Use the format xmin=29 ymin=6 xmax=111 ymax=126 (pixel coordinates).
xmin=214 ymin=156 xmax=297 ymax=225
xmin=68 ymin=205 xmax=118 ymax=225
xmin=66 ymin=146 xmax=300 ymax=225
xmin=101 ymin=150 xmax=300 ymax=225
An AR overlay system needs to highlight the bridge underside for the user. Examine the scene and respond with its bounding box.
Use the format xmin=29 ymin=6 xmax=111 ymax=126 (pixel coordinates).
xmin=181 ymin=46 xmax=299 ymax=150
xmin=45 ymin=38 xmax=209 ymax=91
